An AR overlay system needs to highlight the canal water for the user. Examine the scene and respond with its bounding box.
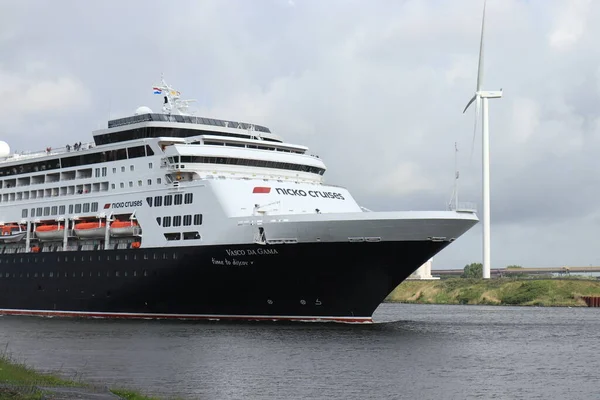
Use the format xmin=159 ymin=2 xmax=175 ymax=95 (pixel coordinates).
xmin=1 ymin=304 xmax=598 ymax=399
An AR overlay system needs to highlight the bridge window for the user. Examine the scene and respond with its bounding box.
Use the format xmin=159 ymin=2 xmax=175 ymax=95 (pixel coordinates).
xmin=127 ymin=146 xmax=146 ymax=159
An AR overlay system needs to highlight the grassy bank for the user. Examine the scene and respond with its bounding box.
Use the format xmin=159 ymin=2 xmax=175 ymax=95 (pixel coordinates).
xmin=385 ymin=278 xmax=600 ymax=306
xmin=0 ymin=352 xmax=162 ymax=400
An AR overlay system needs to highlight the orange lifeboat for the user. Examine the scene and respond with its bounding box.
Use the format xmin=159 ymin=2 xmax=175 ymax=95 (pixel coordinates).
xmin=0 ymin=224 xmax=26 ymax=243
xmin=74 ymin=221 xmax=107 ymax=239
xmin=111 ymin=220 xmax=138 ymax=228
xmin=35 ymin=224 xmax=65 ymax=241
xmin=36 ymin=224 xmax=64 ymax=232
xmin=110 ymin=220 xmax=140 ymax=237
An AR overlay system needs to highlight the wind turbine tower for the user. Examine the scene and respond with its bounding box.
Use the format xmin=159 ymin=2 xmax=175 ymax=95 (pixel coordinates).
xmin=463 ymin=0 xmax=502 ymax=279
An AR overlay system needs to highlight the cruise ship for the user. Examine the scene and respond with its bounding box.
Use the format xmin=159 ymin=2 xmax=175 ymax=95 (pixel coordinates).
xmin=0 ymin=78 xmax=478 ymax=323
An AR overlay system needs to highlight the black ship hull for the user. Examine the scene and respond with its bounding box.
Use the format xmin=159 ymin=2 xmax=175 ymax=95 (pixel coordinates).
xmin=0 ymin=241 xmax=448 ymax=323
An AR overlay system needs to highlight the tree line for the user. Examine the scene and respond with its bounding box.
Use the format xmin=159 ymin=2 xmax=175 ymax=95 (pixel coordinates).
xmin=462 ymin=263 xmax=523 ymax=278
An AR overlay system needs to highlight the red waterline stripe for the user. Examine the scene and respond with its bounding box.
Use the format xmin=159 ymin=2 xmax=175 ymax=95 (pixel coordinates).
xmin=0 ymin=309 xmax=372 ymax=324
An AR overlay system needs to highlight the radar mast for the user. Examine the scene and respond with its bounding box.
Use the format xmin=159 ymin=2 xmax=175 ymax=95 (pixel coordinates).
xmin=152 ymin=74 xmax=197 ymax=116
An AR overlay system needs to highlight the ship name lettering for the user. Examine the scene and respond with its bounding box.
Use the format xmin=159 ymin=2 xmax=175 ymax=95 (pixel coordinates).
xmin=225 ymin=249 xmax=246 ymax=256
xmin=275 ymin=187 xmax=344 ymax=200
xmin=257 ymin=248 xmax=278 ymax=255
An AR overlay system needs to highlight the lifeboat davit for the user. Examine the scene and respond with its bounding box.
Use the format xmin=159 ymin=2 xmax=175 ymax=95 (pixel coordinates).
xmin=35 ymin=224 xmax=65 ymax=241
xmin=0 ymin=224 xmax=26 ymax=243
xmin=110 ymin=220 xmax=140 ymax=237
xmin=74 ymin=221 xmax=107 ymax=239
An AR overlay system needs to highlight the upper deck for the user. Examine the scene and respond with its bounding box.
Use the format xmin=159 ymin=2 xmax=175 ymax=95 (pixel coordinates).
xmin=107 ymin=113 xmax=271 ymax=133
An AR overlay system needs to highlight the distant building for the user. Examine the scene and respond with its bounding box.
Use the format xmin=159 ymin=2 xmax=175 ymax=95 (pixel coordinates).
xmin=407 ymin=258 xmax=440 ymax=280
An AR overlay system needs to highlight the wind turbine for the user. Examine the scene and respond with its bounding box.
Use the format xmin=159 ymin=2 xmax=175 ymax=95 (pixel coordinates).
xmin=463 ymin=0 xmax=502 ymax=280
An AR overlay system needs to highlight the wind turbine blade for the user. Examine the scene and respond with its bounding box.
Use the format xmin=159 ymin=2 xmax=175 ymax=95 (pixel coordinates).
xmin=476 ymin=0 xmax=487 ymax=92
xmin=469 ymin=95 xmax=481 ymax=163
xmin=463 ymin=94 xmax=477 ymax=113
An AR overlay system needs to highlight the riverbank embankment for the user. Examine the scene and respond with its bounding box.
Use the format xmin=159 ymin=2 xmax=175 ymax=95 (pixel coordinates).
xmin=385 ymin=278 xmax=600 ymax=306
xmin=0 ymin=352 xmax=163 ymax=400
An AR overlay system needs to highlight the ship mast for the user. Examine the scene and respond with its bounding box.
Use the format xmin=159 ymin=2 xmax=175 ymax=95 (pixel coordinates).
xmin=152 ymin=74 xmax=197 ymax=116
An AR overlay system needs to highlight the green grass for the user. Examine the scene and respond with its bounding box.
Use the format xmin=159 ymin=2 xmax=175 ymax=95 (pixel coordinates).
xmin=0 ymin=348 xmax=165 ymax=400
xmin=0 ymin=350 xmax=78 ymax=399
xmin=110 ymin=388 xmax=164 ymax=400
xmin=386 ymin=278 xmax=600 ymax=306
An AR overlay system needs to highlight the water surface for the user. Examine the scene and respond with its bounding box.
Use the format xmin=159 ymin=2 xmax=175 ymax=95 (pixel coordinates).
xmin=1 ymin=304 xmax=598 ymax=399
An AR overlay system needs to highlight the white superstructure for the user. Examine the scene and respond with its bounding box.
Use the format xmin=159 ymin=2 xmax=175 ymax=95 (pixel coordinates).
xmin=0 ymin=77 xmax=477 ymax=255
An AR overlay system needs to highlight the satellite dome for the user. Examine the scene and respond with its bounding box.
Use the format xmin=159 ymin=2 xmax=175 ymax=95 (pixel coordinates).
xmin=0 ymin=141 xmax=10 ymax=158
xmin=134 ymin=106 xmax=153 ymax=115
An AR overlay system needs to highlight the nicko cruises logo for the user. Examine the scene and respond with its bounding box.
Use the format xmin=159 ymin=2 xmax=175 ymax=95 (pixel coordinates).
xmin=252 ymin=186 xmax=345 ymax=200
xmin=104 ymin=200 xmax=144 ymax=209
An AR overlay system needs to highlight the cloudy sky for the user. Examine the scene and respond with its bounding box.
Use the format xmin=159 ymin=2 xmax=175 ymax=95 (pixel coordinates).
xmin=1 ymin=0 xmax=598 ymax=269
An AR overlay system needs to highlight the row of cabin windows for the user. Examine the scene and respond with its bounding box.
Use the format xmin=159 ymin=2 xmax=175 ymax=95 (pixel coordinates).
xmin=0 ymin=269 xmax=153 ymax=278
xmin=0 ymin=163 xmax=154 ymax=202
xmin=164 ymin=232 xmax=201 ymax=241
xmin=0 ymin=145 xmax=154 ymax=178
xmin=146 ymin=193 xmax=193 ymax=207
xmin=157 ymin=214 xmax=202 ymax=227
xmin=1 ymin=182 xmax=109 ymax=204
xmin=0 ymin=251 xmax=178 ymax=266
xmin=113 ymin=177 xmax=161 ymax=190
xmin=22 ymin=202 xmax=99 ymax=218
xmin=177 ymin=155 xmax=325 ymax=175
xmin=201 ymin=140 xmax=304 ymax=154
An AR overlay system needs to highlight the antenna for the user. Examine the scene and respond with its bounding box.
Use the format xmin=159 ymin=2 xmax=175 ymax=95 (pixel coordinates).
xmin=462 ymin=0 xmax=503 ymax=279
xmin=152 ymin=75 xmax=198 ymax=116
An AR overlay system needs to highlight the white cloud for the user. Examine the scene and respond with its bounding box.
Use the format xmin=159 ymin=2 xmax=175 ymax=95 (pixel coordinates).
xmin=2 ymin=0 xmax=600 ymax=269
xmin=0 ymin=69 xmax=91 ymax=119
xmin=509 ymin=97 xmax=540 ymax=144
xmin=370 ymin=162 xmax=436 ymax=197
xmin=548 ymin=0 xmax=591 ymax=50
